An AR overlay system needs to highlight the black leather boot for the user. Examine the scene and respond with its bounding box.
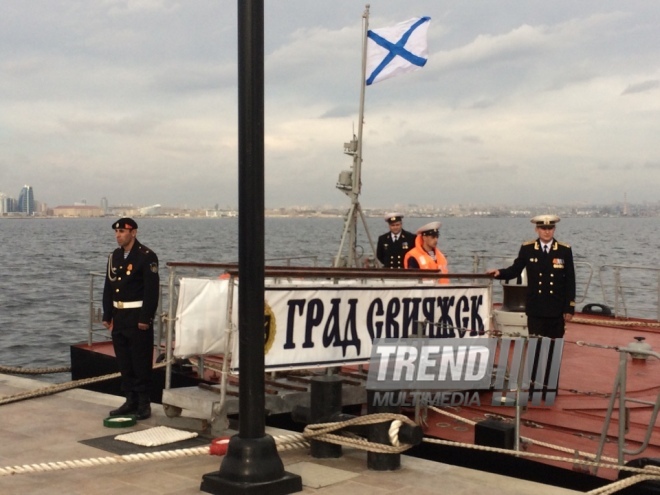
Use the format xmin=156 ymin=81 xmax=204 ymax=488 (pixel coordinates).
xmin=135 ymin=393 xmax=151 ymax=420
xmin=109 ymin=393 xmax=138 ymax=416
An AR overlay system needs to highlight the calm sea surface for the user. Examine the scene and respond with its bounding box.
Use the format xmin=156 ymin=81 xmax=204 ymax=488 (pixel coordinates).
xmin=1 ymin=216 xmax=659 ymax=381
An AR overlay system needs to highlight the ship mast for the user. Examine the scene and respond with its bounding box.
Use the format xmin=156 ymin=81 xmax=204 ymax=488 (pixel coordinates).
xmin=333 ymin=4 xmax=379 ymax=268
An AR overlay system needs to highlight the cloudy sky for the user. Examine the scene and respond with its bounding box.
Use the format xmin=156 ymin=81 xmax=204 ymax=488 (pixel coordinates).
xmin=1 ymin=1 xmax=659 ymax=210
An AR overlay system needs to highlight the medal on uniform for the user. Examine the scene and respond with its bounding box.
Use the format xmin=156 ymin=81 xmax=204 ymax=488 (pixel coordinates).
xmin=127 ymin=263 xmax=133 ymax=275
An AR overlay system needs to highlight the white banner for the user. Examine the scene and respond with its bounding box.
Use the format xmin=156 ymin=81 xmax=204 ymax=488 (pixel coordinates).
xmin=174 ymin=278 xmax=491 ymax=372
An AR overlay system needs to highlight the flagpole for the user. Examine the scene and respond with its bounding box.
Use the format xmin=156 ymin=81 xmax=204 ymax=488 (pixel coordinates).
xmin=334 ymin=4 xmax=379 ymax=268
xmin=355 ymin=4 xmax=369 ymax=198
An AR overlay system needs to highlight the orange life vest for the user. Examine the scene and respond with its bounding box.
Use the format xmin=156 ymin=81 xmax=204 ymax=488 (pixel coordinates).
xmin=404 ymin=236 xmax=449 ymax=284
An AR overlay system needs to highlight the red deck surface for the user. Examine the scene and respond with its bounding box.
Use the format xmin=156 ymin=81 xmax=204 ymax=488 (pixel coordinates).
xmin=421 ymin=315 xmax=660 ymax=480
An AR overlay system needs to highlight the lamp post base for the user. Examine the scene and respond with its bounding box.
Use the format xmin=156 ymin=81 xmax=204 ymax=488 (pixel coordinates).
xmin=200 ymin=435 xmax=302 ymax=495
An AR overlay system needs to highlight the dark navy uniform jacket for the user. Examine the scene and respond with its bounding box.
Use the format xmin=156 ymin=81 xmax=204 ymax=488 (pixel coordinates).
xmin=496 ymin=239 xmax=576 ymax=318
xmin=102 ymin=240 xmax=160 ymax=325
xmin=377 ymin=229 xmax=415 ymax=268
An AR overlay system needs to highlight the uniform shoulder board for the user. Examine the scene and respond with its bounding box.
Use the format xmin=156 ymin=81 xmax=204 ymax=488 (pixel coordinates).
xmin=522 ymin=239 xmax=535 ymax=246
xmin=557 ymin=241 xmax=571 ymax=248
xmin=138 ymin=244 xmax=152 ymax=254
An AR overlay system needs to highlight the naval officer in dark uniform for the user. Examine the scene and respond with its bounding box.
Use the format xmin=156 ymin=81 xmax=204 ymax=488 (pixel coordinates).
xmin=487 ymin=215 xmax=575 ymax=397
xmin=487 ymin=214 xmax=576 ymax=337
xmin=102 ymin=217 xmax=159 ymax=420
xmin=376 ymin=212 xmax=415 ymax=268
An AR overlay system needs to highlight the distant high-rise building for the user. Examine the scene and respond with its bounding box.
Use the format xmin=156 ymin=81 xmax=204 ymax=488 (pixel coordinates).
xmin=2 ymin=196 xmax=16 ymax=213
xmin=17 ymin=185 xmax=35 ymax=215
xmin=100 ymin=197 xmax=109 ymax=214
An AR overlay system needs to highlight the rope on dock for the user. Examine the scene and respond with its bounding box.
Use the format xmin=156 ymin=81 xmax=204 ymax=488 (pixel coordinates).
xmin=0 ymin=446 xmax=211 ymax=476
xmin=302 ymin=412 xmax=417 ymax=454
xmin=586 ymin=468 xmax=660 ymax=495
xmin=422 ymin=437 xmax=660 ymax=493
xmin=0 ymin=365 xmax=71 ymax=375
xmin=0 ymin=433 xmax=309 ymax=477
xmin=0 ymin=362 xmax=168 ymax=407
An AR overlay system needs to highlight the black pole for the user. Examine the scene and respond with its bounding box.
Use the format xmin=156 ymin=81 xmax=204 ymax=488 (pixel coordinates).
xmin=235 ymin=0 xmax=266 ymax=443
xmin=201 ymin=2 xmax=301 ymax=493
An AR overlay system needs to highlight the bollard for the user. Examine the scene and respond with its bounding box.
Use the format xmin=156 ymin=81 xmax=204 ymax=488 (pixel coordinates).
xmin=367 ymin=389 xmax=402 ymax=471
xmin=295 ymin=384 xmax=422 ymax=466
xmin=309 ymin=375 xmax=343 ymax=458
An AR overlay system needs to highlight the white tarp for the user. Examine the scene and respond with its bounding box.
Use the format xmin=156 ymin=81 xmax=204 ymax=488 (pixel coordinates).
xmin=173 ymin=278 xmax=235 ymax=357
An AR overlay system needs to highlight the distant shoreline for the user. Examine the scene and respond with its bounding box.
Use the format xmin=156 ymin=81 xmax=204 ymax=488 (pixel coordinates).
xmin=0 ymin=212 xmax=653 ymax=220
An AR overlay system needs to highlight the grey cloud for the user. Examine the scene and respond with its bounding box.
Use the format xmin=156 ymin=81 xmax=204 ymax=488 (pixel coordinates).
xmin=622 ymin=80 xmax=660 ymax=95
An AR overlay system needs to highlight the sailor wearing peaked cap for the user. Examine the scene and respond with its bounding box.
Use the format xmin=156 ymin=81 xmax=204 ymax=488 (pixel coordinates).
xmin=487 ymin=214 xmax=575 ymax=338
xmin=487 ymin=213 xmax=575 ymax=398
xmin=531 ymin=214 xmax=560 ymax=226
xmin=404 ymin=220 xmax=449 ymax=283
xmin=416 ymin=221 xmax=442 ymax=236
xmin=384 ymin=212 xmax=403 ymax=224
xmin=376 ymin=212 xmax=414 ymax=268
xmin=113 ymin=217 xmax=138 ymax=230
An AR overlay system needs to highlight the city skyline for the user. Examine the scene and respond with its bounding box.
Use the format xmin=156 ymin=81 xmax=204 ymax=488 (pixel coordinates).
xmin=2 ymin=180 xmax=657 ymax=219
xmin=1 ymin=2 xmax=659 ymax=210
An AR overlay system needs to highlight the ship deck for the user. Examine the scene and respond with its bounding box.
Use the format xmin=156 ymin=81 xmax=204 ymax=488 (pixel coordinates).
xmin=420 ymin=313 xmax=660 ymax=485
xmin=0 ymin=373 xmax=582 ymax=495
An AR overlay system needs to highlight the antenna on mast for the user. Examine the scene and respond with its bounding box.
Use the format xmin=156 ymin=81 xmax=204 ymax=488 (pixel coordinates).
xmin=333 ymin=4 xmax=378 ymax=268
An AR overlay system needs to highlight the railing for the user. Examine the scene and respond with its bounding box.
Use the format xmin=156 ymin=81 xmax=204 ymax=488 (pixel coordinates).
xmin=460 ymin=254 xmax=594 ymax=307
xmin=85 ymin=256 xmax=321 ymax=348
xmin=87 ymin=258 xmax=660 ymax=366
xmin=598 ymin=264 xmax=660 ymax=321
xmin=162 ymin=262 xmax=495 ymax=389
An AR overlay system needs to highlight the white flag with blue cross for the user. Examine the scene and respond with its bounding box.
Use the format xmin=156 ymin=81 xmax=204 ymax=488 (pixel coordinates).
xmin=366 ymin=16 xmax=431 ymax=86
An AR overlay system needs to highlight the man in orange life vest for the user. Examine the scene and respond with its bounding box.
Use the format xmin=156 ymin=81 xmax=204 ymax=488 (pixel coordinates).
xmin=404 ymin=221 xmax=449 ymax=284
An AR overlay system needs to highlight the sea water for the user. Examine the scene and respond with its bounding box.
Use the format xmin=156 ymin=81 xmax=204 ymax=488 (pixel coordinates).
xmin=1 ymin=216 xmax=659 ymax=380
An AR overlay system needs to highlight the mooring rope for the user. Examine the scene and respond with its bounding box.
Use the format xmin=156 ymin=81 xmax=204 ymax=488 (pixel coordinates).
xmin=0 ymin=433 xmax=309 ymax=477
xmin=2 ymin=408 xmax=659 ymax=494
xmin=572 ymin=316 xmax=660 ymax=328
xmin=0 ymin=446 xmax=210 ymax=477
xmin=0 ymin=365 xmax=72 ymax=375
xmin=0 ymin=362 xmax=169 ymax=407
xmin=428 ymin=405 xmax=622 ymax=464
xmin=303 ymin=412 xmax=417 ymax=454
xmin=587 ymin=469 xmax=660 ymax=495
xmin=425 ymin=404 xmax=660 ymax=494
xmin=422 ymin=436 xmax=660 ymax=493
